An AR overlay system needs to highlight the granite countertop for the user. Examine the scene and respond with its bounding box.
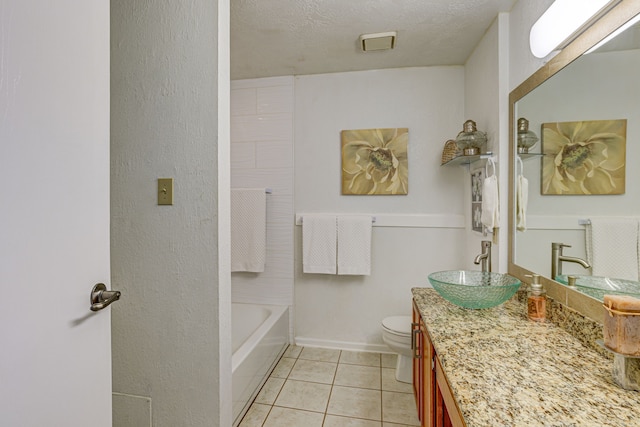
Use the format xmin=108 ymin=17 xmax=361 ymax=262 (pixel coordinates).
xmin=412 ymin=288 xmax=640 ymax=427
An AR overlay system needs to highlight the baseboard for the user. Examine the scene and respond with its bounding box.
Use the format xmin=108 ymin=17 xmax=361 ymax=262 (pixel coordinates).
xmin=294 ymin=336 xmax=392 ymax=353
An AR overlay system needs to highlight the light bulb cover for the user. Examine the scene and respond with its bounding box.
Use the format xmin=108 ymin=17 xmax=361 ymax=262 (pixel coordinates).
xmin=529 ymin=0 xmax=616 ymax=58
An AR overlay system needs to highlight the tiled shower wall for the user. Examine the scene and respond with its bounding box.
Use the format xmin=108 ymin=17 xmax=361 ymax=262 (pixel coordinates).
xmin=230 ymin=76 xmax=294 ymax=307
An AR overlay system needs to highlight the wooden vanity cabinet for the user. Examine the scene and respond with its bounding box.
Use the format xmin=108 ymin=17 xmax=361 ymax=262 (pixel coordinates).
xmin=412 ymin=301 xmax=466 ymax=427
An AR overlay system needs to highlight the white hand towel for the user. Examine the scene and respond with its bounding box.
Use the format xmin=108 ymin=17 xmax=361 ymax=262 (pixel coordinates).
xmin=586 ymin=217 xmax=638 ymax=281
xmin=303 ymin=215 xmax=337 ymax=274
xmin=337 ymin=215 xmax=372 ymax=276
xmin=231 ymin=189 xmax=266 ymax=272
xmin=481 ymin=175 xmax=500 ymax=230
xmin=516 ymin=175 xmax=529 ymax=232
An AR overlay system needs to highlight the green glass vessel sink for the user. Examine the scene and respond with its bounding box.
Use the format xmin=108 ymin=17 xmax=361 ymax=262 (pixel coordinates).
xmin=428 ymin=270 xmax=521 ymax=309
xmin=556 ymin=275 xmax=640 ymax=301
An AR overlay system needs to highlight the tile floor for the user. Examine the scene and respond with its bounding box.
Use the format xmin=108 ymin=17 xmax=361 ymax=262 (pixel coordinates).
xmin=239 ymin=345 xmax=420 ymax=427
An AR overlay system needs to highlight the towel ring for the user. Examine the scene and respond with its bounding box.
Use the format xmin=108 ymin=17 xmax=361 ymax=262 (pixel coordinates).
xmin=516 ymin=156 xmax=524 ymax=177
xmin=485 ymin=157 xmax=496 ymax=178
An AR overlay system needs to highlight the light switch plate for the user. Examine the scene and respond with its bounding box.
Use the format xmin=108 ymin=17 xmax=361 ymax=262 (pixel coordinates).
xmin=158 ymin=178 xmax=173 ymax=205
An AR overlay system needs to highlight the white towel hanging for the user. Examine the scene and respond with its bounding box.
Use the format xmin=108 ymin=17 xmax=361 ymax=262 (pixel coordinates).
xmin=516 ymin=156 xmax=528 ymax=232
xmin=481 ymin=159 xmax=499 ymax=231
xmin=337 ymin=215 xmax=372 ymax=276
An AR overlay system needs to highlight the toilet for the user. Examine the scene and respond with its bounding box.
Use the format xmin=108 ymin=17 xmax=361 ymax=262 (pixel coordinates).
xmin=381 ymin=315 xmax=413 ymax=383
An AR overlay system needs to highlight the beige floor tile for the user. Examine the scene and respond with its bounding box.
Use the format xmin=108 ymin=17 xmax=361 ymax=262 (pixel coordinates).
xmin=339 ymin=350 xmax=381 ymax=367
xmin=262 ymin=406 xmax=324 ymax=427
xmin=255 ymin=377 xmax=285 ymax=405
xmin=239 ymin=403 xmax=271 ymax=427
xmin=299 ymin=347 xmax=341 ymax=363
xmin=271 ymin=357 xmax=296 ymax=378
xmin=381 ymin=391 xmax=420 ymax=426
xmin=327 ymin=385 xmax=382 ymax=421
xmin=274 ymin=379 xmax=331 ymax=413
xmin=288 ymin=359 xmax=337 ymax=384
xmin=324 ymin=414 xmax=382 ymax=426
xmin=334 ymin=364 xmax=381 ymax=390
xmin=283 ymin=345 xmax=303 ymax=359
xmin=381 ymin=368 xmax=413 ymax=393
xmin=381 ymin=353 xmax=397 ymax=368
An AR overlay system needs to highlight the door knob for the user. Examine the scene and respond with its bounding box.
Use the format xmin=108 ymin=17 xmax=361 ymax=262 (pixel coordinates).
xmin=90 ymin=283 xmax=121 ymax=311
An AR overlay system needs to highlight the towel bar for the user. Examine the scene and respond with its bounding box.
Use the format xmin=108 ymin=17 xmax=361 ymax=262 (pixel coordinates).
xmin=299 ymin=216 xmax=376 ymax=224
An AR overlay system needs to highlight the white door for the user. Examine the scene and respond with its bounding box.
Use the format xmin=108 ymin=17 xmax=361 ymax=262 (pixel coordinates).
xmin=0 ymin=1 xmax=112 ymax=426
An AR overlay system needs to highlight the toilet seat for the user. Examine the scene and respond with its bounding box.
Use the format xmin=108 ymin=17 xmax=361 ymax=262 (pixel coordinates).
xmin=381 ymin=316 xmax=411 ymax=337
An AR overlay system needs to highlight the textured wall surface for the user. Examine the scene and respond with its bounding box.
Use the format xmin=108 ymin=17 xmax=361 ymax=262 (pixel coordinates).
xmin=230 ymin=77 xmax=294 ymax=308
xmin=110 ymin=0 xmax=231 ymax=426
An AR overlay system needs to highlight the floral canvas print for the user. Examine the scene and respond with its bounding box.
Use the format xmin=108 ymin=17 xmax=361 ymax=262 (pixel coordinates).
xmin=541 ymin=119 xmax=626 ymax=195
xmin=341 ymin=128 xmax=408 ymax=195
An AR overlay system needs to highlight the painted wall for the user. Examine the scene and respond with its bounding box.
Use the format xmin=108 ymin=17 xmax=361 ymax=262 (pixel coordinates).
xmin=515 ymin=49 xmax=640 ymax=277
xmin=293 ymin=67 xmax=467 ymax=350
xmin=230 ymin=76 xmax=294 ymax=308
xmin=110 ymin=1 xmax=232 ymax=426
xmin=462 ymin=14 xmax=510 ymax=273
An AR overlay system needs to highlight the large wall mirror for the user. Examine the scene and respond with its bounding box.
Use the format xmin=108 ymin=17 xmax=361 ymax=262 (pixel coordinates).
xmin=509 ymin=1 xmax=640 ymax=309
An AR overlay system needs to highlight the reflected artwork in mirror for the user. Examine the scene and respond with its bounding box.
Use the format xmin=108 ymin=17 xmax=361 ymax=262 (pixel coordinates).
xmin=509 ymin=1 xmax=640 ymax=305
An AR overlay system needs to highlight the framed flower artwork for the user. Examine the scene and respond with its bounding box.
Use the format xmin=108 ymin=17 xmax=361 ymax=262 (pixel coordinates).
xmin=541 ymin=119 xmax=626 ymax=195
xmin=341 ymin=128 xmax=408 ymax=195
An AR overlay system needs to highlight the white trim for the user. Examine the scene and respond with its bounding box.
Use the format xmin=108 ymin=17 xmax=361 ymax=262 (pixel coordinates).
xmin=295 ymin=213 xmax=465 ymax=229
xmin=294 ymin=337 xmax=393 ymax=354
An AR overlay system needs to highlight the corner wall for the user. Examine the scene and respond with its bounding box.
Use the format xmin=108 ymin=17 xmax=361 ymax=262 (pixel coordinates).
xmin=110 ymin=1 xmax=231 ymax=426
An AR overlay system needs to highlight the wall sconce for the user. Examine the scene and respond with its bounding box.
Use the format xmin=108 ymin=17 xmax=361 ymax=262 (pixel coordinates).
xmin=529 ymin=0 xmax=618 ymax=58
xmin=516 ymin=118 xmax=539 ymax=154
xmin=455 ymin=120 xmax=487 ymax=156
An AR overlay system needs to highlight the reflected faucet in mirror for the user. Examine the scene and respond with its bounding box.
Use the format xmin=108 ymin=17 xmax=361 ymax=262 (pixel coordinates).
xmin=474 ymin=240 xmax=492 ymax=272
xmin=551 ymin=242 xmax=590 ymax=280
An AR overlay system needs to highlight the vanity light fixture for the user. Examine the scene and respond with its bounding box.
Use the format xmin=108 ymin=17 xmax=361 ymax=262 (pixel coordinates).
xmin=455 ymin=120 xmax=487 ymax=156
xmin=585 ymin=11 xmax=640 ymax=53
xmin=530 ymin=0 xmax=620 ymax=58
xmin=359 ymin=31 xmax=397 ymax=51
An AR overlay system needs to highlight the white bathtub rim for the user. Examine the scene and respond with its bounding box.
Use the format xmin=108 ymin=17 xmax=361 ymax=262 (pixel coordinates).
xmin=232 ymin=303 xmax=288 ymax=372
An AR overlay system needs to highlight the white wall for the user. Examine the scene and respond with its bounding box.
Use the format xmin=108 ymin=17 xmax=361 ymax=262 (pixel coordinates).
xmin=463 ymin=14 xmax=510 ymax=273
xmin=230 ymin=77 xmax=294 ymax=308
xmin=110 ymin=1 xmax=232 ymax=426
xmin=293 ymin=67 xmax=467 ymax=350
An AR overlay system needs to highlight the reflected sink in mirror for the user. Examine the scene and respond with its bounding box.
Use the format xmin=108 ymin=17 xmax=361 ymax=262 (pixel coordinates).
xmin=428 ymin=270 xmax=521 ymax=309
xmin=556 ymin=275 xmax=640 ymax=301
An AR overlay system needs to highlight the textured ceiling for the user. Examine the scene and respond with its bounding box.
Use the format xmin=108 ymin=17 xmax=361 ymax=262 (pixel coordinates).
xmin=231 ymin=0 xmax=518 ymax=79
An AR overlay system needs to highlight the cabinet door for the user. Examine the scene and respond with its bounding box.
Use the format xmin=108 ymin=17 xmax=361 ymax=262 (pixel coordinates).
xmin=435 ymin=357 xmax=466 ymax=427
xmin=421 ymin=326 xmax=435 ymax=427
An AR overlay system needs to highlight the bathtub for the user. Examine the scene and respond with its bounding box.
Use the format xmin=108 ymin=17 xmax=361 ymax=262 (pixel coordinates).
xmin=232 ymin=303 xmax=289 ymax=426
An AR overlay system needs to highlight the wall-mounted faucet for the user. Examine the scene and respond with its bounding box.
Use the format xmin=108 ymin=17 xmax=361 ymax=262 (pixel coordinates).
xmin=474 ymin=240 xmax=492 ymax=272
xmin=551 ymin=242 xmax=590 ymax=279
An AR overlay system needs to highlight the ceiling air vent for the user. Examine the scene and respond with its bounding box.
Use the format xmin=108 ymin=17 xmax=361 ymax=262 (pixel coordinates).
xmin=359 ymin=31 xmax=397 ymax=52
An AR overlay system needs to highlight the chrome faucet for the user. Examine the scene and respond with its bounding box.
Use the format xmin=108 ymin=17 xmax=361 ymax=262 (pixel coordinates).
xmin=474 ymin=240 xmax=492 ymax=272
xmin=551 ymin=242 xmax=590 ymax=279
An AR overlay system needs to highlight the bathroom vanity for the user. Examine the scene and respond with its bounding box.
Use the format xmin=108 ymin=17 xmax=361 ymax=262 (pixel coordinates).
xmin=411 ymin=288 xmax=640 ymax=426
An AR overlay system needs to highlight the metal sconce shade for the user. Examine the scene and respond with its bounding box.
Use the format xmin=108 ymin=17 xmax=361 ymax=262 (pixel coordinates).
xmin=359 ymin=31 xmax=397 ymax=51
xmin=455 ymin=120 xmax=487 ymax=156
xmin=517 ymin=118 xmax=539 ymax=154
